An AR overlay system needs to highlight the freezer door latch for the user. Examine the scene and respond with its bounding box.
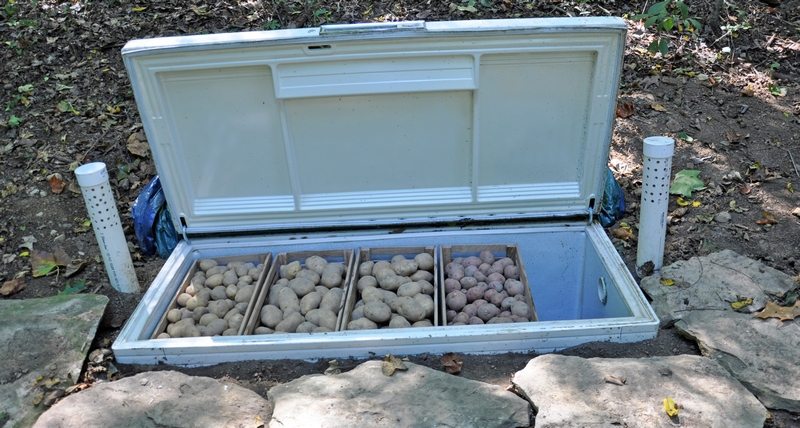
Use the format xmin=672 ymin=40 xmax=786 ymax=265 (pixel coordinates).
xmin=587 ymin=196 xmax=596 ymax=225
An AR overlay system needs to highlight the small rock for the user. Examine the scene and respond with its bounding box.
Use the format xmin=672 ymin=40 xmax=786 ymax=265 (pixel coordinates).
xmin=665 ymin=117 xmax=682 ymax=132
xmin=42 ymin=389 xmax=64 ymax=407
xmin=714 ymin=211 xmax=732 ymax=223
xmin=792 ymin=207 xmax=800 ymax=218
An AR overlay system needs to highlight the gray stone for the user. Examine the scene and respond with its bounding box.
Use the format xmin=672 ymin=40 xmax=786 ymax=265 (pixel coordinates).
xmin=268 ymin=360 xmax=530 ymax=428
xmin=640 ymin=250 xmax=795 ymax=325
xmin=675 ymin=310 xmax=800 ymax=412
xmin=34 ymin=371 xmax=270 ymax=428
xmin=714 ymin=211 xmax=731 ymax=223
xmin=0 ymin=294 xmax=108 ymax=428
xmin=512 ymin=354 xmax=767 ymax=428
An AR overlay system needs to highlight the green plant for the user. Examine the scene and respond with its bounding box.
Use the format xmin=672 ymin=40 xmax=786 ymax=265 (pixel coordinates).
xmin=7 ymin=115 xmax=21 ymax=128
xmin=635 ymin=1 xmax=702 ymax=54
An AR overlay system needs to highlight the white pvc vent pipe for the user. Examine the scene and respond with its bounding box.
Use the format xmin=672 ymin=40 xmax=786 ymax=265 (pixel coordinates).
xmin=636 ymin=136 xmax=675 ymax=275
xmin=75 ymin=162 xmax=140 ymax=293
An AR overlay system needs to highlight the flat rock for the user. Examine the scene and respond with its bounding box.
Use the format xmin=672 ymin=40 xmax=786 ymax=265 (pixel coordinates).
xmin=512 ymin=354 xmax=767 ymax=428
xmin=268 ymin=360 xmax=530 ymax=428
xmin=34 ymin=371 xmax=270 ymax=428
xmin=640 ymin=249 xmax=795 ymax=325
xmin=0 ymin=294 xmax=108 ymax=427
xmin=675 ymin=310 xmax=800 ymax=412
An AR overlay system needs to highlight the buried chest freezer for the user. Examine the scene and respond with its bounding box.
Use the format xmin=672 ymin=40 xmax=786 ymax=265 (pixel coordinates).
xmin=113 ymin=17 xmax=658 ymax=366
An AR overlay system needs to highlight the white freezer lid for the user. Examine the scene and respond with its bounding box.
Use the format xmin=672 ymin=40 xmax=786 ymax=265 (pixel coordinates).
xmin=123 ymin=17 xmax=625 ymax=235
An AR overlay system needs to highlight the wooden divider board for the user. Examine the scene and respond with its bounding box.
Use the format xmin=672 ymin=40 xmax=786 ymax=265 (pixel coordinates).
xmin=440 ymin=244 xmax=538 ymax=323
xmin=342 ymin=246 xmax=439 ymax=329
xmin=243 ymin=249 xmax=354 ymax=335
xmin=150 ymin=253 xmax=271 ymax=339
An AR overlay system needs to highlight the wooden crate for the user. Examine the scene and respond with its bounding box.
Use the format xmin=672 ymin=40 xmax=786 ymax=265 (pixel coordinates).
xmin=440 ymin=244 xmax=538 ymax=324
xmin=151 ymin=253 xmax=271 ymax=338
xmin=342 ymin=246 xmax=439 ymax=330
xmin=243 ymin=249 xmax=354 ymax=335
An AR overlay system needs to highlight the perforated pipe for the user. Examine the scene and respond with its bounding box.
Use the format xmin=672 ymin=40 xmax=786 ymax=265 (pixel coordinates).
xmin=75 ymin=162 xmax=140 ymax=293
xmin=636 ymin=136 xmax=675 ymax=275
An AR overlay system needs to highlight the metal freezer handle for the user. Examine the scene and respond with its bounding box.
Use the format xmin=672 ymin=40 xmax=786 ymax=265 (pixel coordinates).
xmin=319 ymin=21 xmax=426 ymax=35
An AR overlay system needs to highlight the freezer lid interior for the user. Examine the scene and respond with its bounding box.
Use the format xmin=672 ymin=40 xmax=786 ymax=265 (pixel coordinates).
xmin=123 ymin=17 xmax=626 ymax=235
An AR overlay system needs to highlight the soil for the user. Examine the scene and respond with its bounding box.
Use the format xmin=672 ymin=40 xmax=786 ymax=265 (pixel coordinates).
xmin=1 ymin=1 xmax=799 ymax=426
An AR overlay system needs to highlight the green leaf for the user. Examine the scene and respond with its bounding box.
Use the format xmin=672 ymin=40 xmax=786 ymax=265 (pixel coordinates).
xmin=662 ymin=16 xmax=674 ymax=31
xmin=644 ymin=14 xmax=660 ymax=28
xmin=678 ymin=1 xmax=689 ymax=18
xmin=658 ymin=38 xmax=669 ymax=55
xmin=670 ymin=169 xmax=706 ymax=197
xmin=686 ymin=18 xmax=702 ymax=31
xmin=59 ymin=279 xmax=87 ymax=295
xmin=17 ymin=83 xmax=33 ymax=94
xmin=7 ymin=115 xmax=21 ymax=128
xmin=769 ymin=84 xmax=787 ymax=97
xmin=647 ymin=0 xmax=669 ymax=15
xmin=31 ymin=251 xmax=59 ymax=277
xmin=56 ymin=100 xmax=79 ymax=115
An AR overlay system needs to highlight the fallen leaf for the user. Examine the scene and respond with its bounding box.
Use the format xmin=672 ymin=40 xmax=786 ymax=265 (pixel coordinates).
xmin=755 ymin=211 xmax=778 ymax=225
xmin=730 ymin=297 xmax=753 ymax=310
xmin=616 ymin=101 xmax=635 ymax=118
xmin=611 ymin=227 xmax=634 ymax=241
xmin=19 ymin=235 xmax=37 ymax=250
xmin=754 ymin=300 xmax=800 ymax=321
xmin=676 ymin=196 xmax=691 ymax=207
xmin=650 ymin=103 xmax=668 ymax=112
xmin=324 ymin=359 xmax=342 ymax=376
xmin=741 ymin=85 xmax=755 ymax=97
xmin=131 ymin=6 xmax=148 ymax=12
xmin=670 ymin=169 xmax=705 ymax=198
xmin=604 ymin=374 xmax=626 ymax=386
xmin=660 ymin=278 xmax=675 ymax=287
xmin=0 ymin=278 xmax=27 ymax=296
xmin=441 ymin=353 xmax=464 ymax=375
xmin=47 ymin=173 xmax=66 ymax=194
xmin=792 ymin=207 xmax=800 ymax=218
xmin=739 ymin=184 xmax=752 ymax=195
xmin=691 ymin=200 xmax=702 ymax=208
xmin=664 ymin=397 xmax=679 ymax=417
xmin=64 ymin=260 xmax=86 ymax=278
xmin=31 ymin=251 xmax=59 ymax=277
xmin=126 ymin=132 xmax=150 ymax=157
xmin=59 ymin=279 xmax=87 ymax=295
xmin=381 ymin=354 xmax=408 ymax=376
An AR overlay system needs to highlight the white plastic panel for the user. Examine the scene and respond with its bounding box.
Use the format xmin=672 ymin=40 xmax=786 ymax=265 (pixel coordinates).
xmin=123 ymin=17 xmax=624 ymax=234
xmin=113 ymin=223 xmax=659 ymax=366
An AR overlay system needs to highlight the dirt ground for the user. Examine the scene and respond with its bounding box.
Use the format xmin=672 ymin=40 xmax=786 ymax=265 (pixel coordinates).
xmin=1 ymin=0 xmax=799 ymax=426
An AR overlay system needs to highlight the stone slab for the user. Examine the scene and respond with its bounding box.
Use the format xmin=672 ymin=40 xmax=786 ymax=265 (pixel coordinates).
xmin=0 ymin=294 xmax=108 ymax=428
xmin=33 ymin=371 xmax=270 ymax=428
xmin=512 ymin=354 xmax=767 ymax=428
xmin=675 ymin=310 xmax=800 ymax=412
xmin=640 ymin=250 xmax=795 ymax=325
xmin=268 ymin=360 xmax=530 ymax=428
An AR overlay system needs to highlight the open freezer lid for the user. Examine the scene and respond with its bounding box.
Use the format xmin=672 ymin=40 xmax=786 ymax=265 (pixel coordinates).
xmin=123 ymin=17 xmax=626 ymax=235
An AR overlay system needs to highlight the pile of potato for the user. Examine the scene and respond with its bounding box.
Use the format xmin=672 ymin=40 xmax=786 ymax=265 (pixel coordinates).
xmin=444 ymin=250 xmax=531 ymax=325
xmin=254 ymin=256 xmax=347 ymax=334
xmin=347 ymin=252 xmax=436 ymax=330
xmin=157 ymin=258 xmax=264 ymax=338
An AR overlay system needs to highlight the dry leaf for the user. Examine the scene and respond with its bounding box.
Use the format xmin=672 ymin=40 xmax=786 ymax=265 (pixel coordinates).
xmin=730 ymin=297 xmax=753 ymax=310
xmin=616 ymin=101 xmax=635 ymax=118
xmin=650 ymin=103 xmax=668 ymax=112
xmin=604 ymin=374 xmax=626 ymax=386
xmin=441 ymin=353 xmax=464 ymax=375
xmin=47 ymin=173 xmax=66 ymax=194
xmin=611 ymin=227 xmax=634 ymax=241
xmin=0 ymin=278 xmax=27 ymax=296
xmin=741 ymin=85 xmax=755 ymax=97
xmin=754 ymin=301 xmax=800 ymax=321
xmin=126 ymin=131 xmax=150 ymax=157
xmin=755 ymin=211 xmax=778 ymax=225
xmin=663 ymin=397 xmax=679 ymax=417
xmin=660 ymin=278 xmax=675 ymax=287
xmin=381 ymin=355 xmax=407 ymax=376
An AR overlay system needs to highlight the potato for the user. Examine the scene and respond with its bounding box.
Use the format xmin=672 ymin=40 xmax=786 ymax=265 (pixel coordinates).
xmin=511 ymin=315 xmax=529 ymax=323
xmin=176 ymin=293 xmax=191 ymax=307
xmin=248 ymin=268 xmax=261 ymax=279
xmin=157 ymin=332 xmax=171 ymax=339
xmin=462 ymin=303 xmax=477 ymax=317
xmin=391 ymin=259 xmax=418 ymax=276
xmin=473 ymin=299 xmax=488 ymax=307
xmin=466 ymin=285 xmax=486 ymax=303
xmin=208 ymin=299 xmax=234 ymax=318
xmin=414 ymin=253 xmax=434 ymax=271
xmin=204 ymin=318 xmax=227 ymax=336
xmin=300 ymin=291 xmax=322 ymax=315
xmin=347 ymin=317 xmax=378 ymax=330
xmin=445 ymin=310 xmax=457 ymax=322
xmin=410 ymin=270 xmax=433 ymax=283
xmin=222 ymin=328 xmax=238 ymax=336
xmin=235 ymin=284 xmax=256 ymax=303
xmin=468 ymin=316 xmax=485 ymax=325
xmin=288 ymin=277 xmax=316 ymax=297
xmin=254 ymin=326 xmax=274 ymax=335
xmin=279 ymin=261 xmax=302 ymax=280
xmin=500 ymin=296 xmax=516 ymax=310
xmin=275 ymin=278 xmax=289 ymax=286
xmin=396 ymin=296 xmax=426 ymax=322
xmin=173 ymin=324 xmax=201 ymax=338
xmin=397 ymin=281 xmax=421 ymax=297
xmin=357 ymin=275 xmax=378 ymax=292
xmin=166 ymin=309 xmax=182 ymax=323
xmin=478 ymin=263 xmax=492 ymax=275
xmin=199 ymin=259 xmax=218 ymax=271
xmin=372 ymin=261 xmax=392 ymax=275
xmin=319 ymin=288 xmax=344 ymax=314
xmin=210 ymin=286 xmax=227 ymax=301
xmin=225 ymin=284 xmax=239 ymax=299
xmin=305 ymin=255 xmax=328 ymax=274
xmin=358 ymin=261 xmax=374 ymax=277
xmin=417 ymin=280 xmax=434 ymax=295
xmin=465 ymin=265 xmax=479 ymax=277
xmin=223 ymin=307 xmax=241 ymax=321
xmin=504 ymin=279 xmax=524 ymax=297
xmin=205 ymin=273 xmax=224 ymax=287
xmin=277 ymin=287 xmax=300 ymax=312
xmin=296 ymin=269 xmax=321 ymax=285
xmin=199 ymin=313 xmax=219 ymax=326
xmin=296 ymin=321 xmax=317 ymax=333
xmin=489 ymin=291 xmax=508 ymax=306
xmin=380 ymin=290 xmax=398 ymax=307
xmin=500 ymin=311 xmax=512 ymax=317
xmin=460 ymin=277 xmax=478 ymax=290
xmin=452 ymin=312 xmax=470 ymax=324
xmin=378 ymin=274 xmax=409 ymax=291
xmin=268 ymin=284 xmax=286 ymax=306
xmin=235 ymin=264 xmax=250 ymax=277
xmin=180 ymin=308 xmax=193 ymax=319
xmin=315 ymin=285 xmax=329 ymax=295
xmin=413 ymin=293 xmax=434 ymax=319
xmin=185 ymin=283 xmax=199 ymax=296
xmin=510 ymin=301 xmax=530 ymax=318
xmin=235 ymin=302 xmax=248 ymax=313
xmin=487 ymin=316 xmax=514 ymax=324
xmin=477 ymin=303 xmax=500 ymax=321
xmin=192 ymin=306 xmax=209 ymax=322
xmin=444 ymin=278 xmax=461 ymax=293
xmin=446 ymin=291 xmax=467 ymax=311
xmin=473 ymin=271 xmax=487 ymax=283
xmin=504 ymin=265 xmax=520 ymax=280
xmin=222 ymin=270 xmax=238 ymax=286
xmin=488 ymin=280 xmax=504 ymax=292
xmin=484 ymin=288 xmax=498 ymax=302
xmin=350 ymin=306 xmax=365 ymax=321
xmin=413 ymin=319 xmax=433 ymax=327
xmin=227 ymin=313 xmax=244 ymax=330
xmin=388 ymin=315 xmax=411 ymax=328
xmin=311 ymin=308 xmax=337 ymax=330
xmin=206 ymin=266 xmax=226 ymax=276
xmin=363 ymin=301 xmax=392 ymax=323
xmin=275 ymin=312 xmax=304 ymax=333
xmin=479 ymin=250 xmax=495 ymax=264
xmin=320 ymin=266 xmax=343 ymax=288
xmin=313 ymin=326 xmax=333 ymax=333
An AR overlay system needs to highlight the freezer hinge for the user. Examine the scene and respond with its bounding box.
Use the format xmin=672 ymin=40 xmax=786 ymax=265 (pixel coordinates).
xmin=587 ymin=196 xmax=596 ymax=225
xmin=179 ymin=215 xmax=190 ymax=244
